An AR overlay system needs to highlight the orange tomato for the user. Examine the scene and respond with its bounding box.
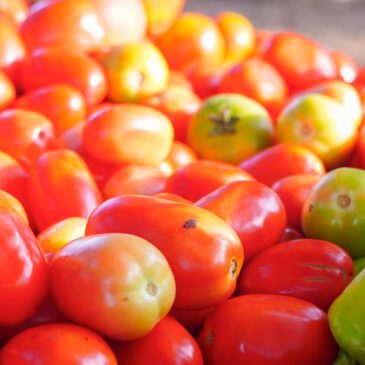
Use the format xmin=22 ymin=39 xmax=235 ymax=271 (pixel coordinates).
xmin=0 ymin=190 xmax=28 ymax=223
xmin=154 ymin=12 xmax=225 ymax=72
xmin=0 ymin=0 xmax=28 ymax=25
xmin=20 ymin=47 xmax=107 ymax=106
xmin=14 ymin=84 xmax=87 ymax=135
xmin=0 ymin=70 xmax=15 ymax=110
xmin=216 ymin=12 xmax=255 ymax=62
xmin=21 ymin=0 xmax=105 ymax=53
xmin=101 ymin=41 xmax=169 ymax=102
xmin=83 ymin=104 xmax=174 ymax=166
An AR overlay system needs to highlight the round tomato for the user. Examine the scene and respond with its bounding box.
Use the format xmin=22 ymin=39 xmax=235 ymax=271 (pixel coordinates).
xmin=0 ymin=70 xmax=15 ymax=110
xmin=51 ymin=233 xmax=176 ymax=340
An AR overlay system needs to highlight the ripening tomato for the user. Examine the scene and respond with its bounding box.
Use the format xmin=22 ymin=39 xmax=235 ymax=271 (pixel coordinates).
xmin=272 ymin=174 xmax=320 ymax=231
xmin=37 ymin=217 xmax=87 ymax=253
xmin=164 ymin=160 xmax=254 ymax=202
xmin=219 ymin=57 xmax=288 ymax=119
xmin=196 ymin=180 xmax=286 ymax=261
xmin=51 ymin=233 xmax=176 ymax=340
xmin=83 ymin=104 xmax=174 ymax=166
xmin=215 ymin=12 xmax=255 ymax=62
xmin=0 ymin=206 xmax=48 ymax=326
xmin=0 ymin=323 xmax=118 ymax=365
xmin=142 ymin=85 xmax=201 ymax=144
xmin=238 ymin=239 xmax=354 ymax=310
xmin=198 ymin=294 xmax=338 ymax=365
xmin=20 ymin=47 xmax=107 ymax=106
xmin=114 ymin=316 xmax=204 ymax=365
xmin=14 ymin=84 xmax=87 ymax=135
xmin=21 ymin=0 xmax=105 ymax=53
xmin=0 ymin=70 xmax=14 ymax=110
xmin=240 ymin=144 xmax=325 ymax=186
xmin=154 ymin=12 xmax=225 ymax=72
xmin=331 ymin=50 xmax=358 ymax=83
xmin=0 ymin=109 xmax=57 ymax=169
xmin=86 ymin=195 xmax=244 ymax=310
xmin=0 ymin=0 xmax=28 ymax=25
xmin=0 ymin=189 xmax=28 ymax=223
xmin=264 ymin=32 xmax=336 ymax=92
xmin=28 ymin=149 xmax=102 ymax=231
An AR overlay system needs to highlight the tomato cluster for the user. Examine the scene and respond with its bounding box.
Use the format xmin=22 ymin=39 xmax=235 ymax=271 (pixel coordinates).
xmin=0 ymin=0 xmax=365 ymax=364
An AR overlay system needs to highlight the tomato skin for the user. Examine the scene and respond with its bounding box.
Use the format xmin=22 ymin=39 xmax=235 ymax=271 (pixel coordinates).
xmin=164 ymin=160 xmax=254 ymax=202
xmin=272 ymin=174 xmax=320 ymax=231
xmin=83 ymin=104 xmax=174 ymax=166
xmin=0 ymin=0 xmax=28 ymax=25
xmin=28 ymin=149 xmax=102 ymax=231
xmin=264 ymin=32 xmax=336 ymax=92
xmin=196 ymin=180 xmax=286 ymax=261
xmin=240 ymin=144 xmax=325 ymax=186
xmin=86 ymin=195 xmax=243 ymax=310
xmin=0 ymin=70 xmax=15 ymax=110
xmin=0 ymin=189 xmax=28 ymax=223
xmin=153 ymin=192 xmax=192 ymax=204
xmin=14 ymin=84 xmax=87 ymax=135
xmin=20 ymin=47 xmax=107 ymax=106
xmin=238 ymin=239 xmax=354 ymax=310
xmin=278 ymin=227 xmax=304 ymax=242
xmin=113 ymin=316 xmax=204 ymax=365
xmin=331 ymin=50 xmax=358 ymax=83
xmin=21 ymin=0 xmax=105 ymax=53
xmin=198 ymin=294 xmax=338 ymax=365
xmin=51 ymin=233 xmax=176 ymax=340
xmin=0 ymin=206 xmax=48 ymax=326
xmin=0 ymin=323 xmax=118 ymax=365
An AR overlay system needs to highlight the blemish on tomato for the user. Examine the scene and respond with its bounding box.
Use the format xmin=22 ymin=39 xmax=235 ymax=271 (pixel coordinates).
xmin=182 ymin=218 xmax=197 ymax=229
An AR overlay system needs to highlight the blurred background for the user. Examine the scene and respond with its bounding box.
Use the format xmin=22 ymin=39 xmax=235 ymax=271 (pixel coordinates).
xmin=185 ymin=0 xmax=365 ymax=63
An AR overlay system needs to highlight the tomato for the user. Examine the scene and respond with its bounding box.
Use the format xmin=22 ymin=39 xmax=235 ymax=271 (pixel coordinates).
xmin=14 ymin=84 xmax=87 ymax=135
xmin=276 ymin=94 xmax=357 ymax=169
xmin=83 ymin=104 xmax=174 ymax=166
xmin=272 ymin=174 xmax=320 ymax=231
xmin=0 ymin=0 xmax=28 ymax=25
xmin=238 ymin=239 xmax=354 ymax=310
xmin=253 ymin=29 xmax=273 ymax=56
xmin=0 ymin=323 xmax=118 ymax=365
xmin=154 ymin=12 xmax=225 ymax=72
xmin=188 ymin=94 xmax=274 ymax=164
xmin=37 ymin=217 xmax=87 ymax=253
xmin=28 ymin=149 xmax=102 ymax=231
xmin=0 ymin=70 xmax=15 ymax=110
xmin=198 ymin=294 xmax=338 ymax=365
xmin=86 ymin=195 xmax=243 ymax=310
xmin=90 ymin=0 xmax=146 ymax=46
xmin=302 ymin=167 xmax=365 ymax=259
xmin=0 ymin=109 xmax=57 ymax=169
xmin=103 ymin=165 xmax=168 ymax=198
xmin=357 ymin=125 xmax=365 ymax=168
xmin=240 ymin=144 xmax=325 ymax=186
xmin=219 ymin=57 xmax=288 ymax=119
xmin=196 ymin=180 xmax=286 ymax=261
xmin=264 ymin=32 xmax=336 ymax=92
xmin=21 ymin=0 xmax=105 ymax=53
xmin=278 ymin=227 xmax=304 ymax=242
xmin=169 ymin=71 xmax=193 ymax=90
xmin=114 ymin=316 xmax=203 ymax=365
xmin=215 ymin=12 xmax=255 ymax=62
xmin=331 ymin=50 xmax=358 ymax=83
xmin=142 ymin=0 xmax=185 ymax=36
xmin=164 ymin=160 xmax=254 ymax=202
xmin=20 ymin=47 xmax=107 ymax=106
xmin=143 ymin=85 xmax=201 ymax=144
xmin=0 ymin=206 xmax=48 ymax=326
xmin=0 ymin=189 xmax=28 ymax=223
xmin=51 ymin=233 xmax=176 ymax=340
xmin=101 ymin=41 xmax=169 ymax=102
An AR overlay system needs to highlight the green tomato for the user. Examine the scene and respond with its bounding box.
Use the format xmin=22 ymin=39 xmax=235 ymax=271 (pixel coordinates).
xmin=354 ymin=257 xmax=365 ymax=276
xmin=333 ymin=350 xmax=360 ymax=365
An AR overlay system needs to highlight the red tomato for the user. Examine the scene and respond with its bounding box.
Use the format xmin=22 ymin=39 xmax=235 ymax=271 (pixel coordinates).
xmin=0 ymin=323 xmax=118 ymax=365
xmin=51 ymin=233 xmax=176 ymax=340
xmin=196 ymin=180 xmax=286 ymax=261
xmin=264 ymin=32 xmax=336 ymax=92
xmin=20 ymin=47 xmax=107 ymax=106
xmin=240 ymin=144 xmax=325 ymax=186
xmin=0 ymin=109 xmax=57 ymax=169
xmin=28 ymin=149 xmax=102 ymax=231
xmin=198 ymin=294 xmax=338 ymax=365
xmin=114 ymin=316 xmax=204 ymax=365
xmin=238 ymin=239 xmax=354 ymax=310
xmin=164 ymin=160 xmax=254 ymax=202
xmin=0 ymin=206 xmax=48 ymax=326
xmin=14 ymin=84 xmax=87 ymax=135
xmin=219 ymin=57 xmax=288 ymax=119
xmin=331 ymin=50 xmax=358 ymax=83
xmin=0 ymin=0 xmax=28 ymax=25
xmin=0 ymin=70 xmax=15 ymax=110
xmin=86 ymin=195 xmax=244 ymax=310
xmin=278 ymin=227 xmax=304 ymax=242
xmin=272 ymin=174 xmax=321 ymax=231
xmin=21 ymin=0 xmax=105 ymax=53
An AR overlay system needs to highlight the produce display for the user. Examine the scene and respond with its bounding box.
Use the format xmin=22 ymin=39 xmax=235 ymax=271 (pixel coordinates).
xmin=1 ymin=0 xmax=365 ymax=364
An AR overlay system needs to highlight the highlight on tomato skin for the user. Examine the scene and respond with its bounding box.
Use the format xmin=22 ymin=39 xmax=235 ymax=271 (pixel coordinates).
xmin=0 ymin=70 xmax=15 ymax=110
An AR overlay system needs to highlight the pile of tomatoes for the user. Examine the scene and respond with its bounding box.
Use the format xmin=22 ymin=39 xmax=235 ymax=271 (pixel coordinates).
xmin=1 ymin=0 xmax=365 ymax=364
